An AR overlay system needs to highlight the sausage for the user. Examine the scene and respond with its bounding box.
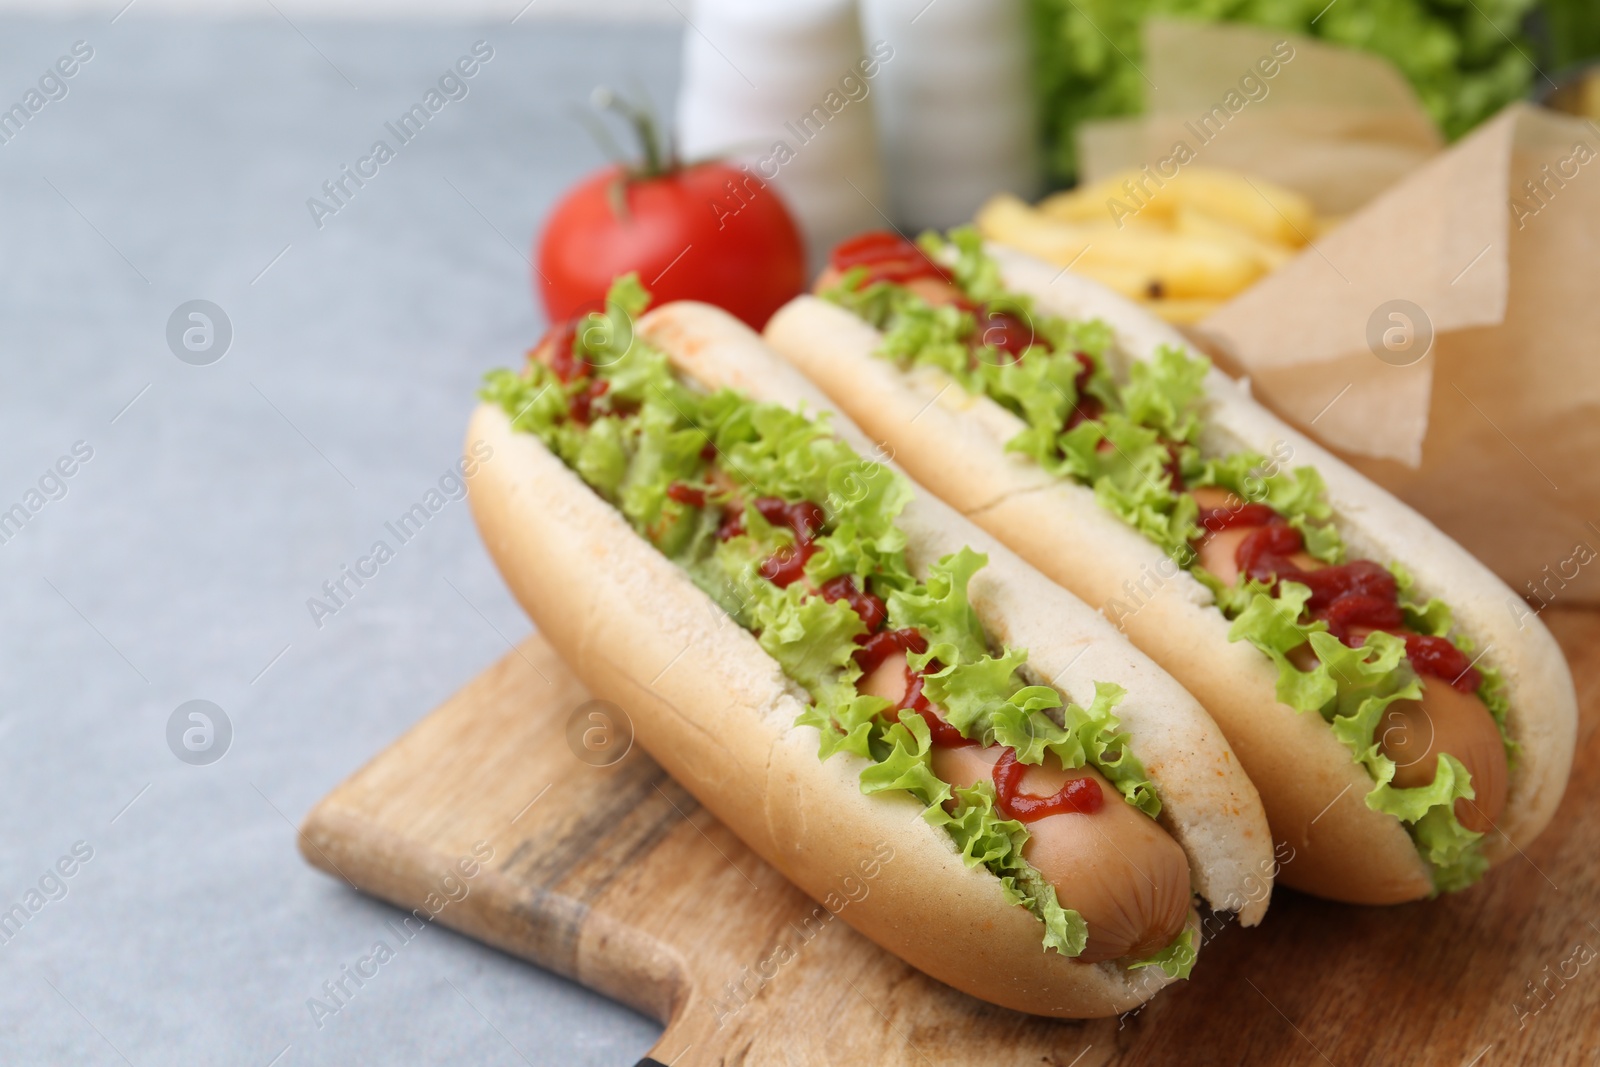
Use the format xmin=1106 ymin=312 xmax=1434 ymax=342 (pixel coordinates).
xmin=932 ymin=746 xmax=1191 ymax=964
xmin=863 ymin=650 xmax=1192 ymax=964
xmin=859 ymin=650 xmax=913 ymax=706
xmin=1379 ymin=683 xmax=1509 ymax=834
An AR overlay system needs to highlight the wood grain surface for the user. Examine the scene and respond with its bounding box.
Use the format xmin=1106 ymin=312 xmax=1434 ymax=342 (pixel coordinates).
xmin=299 ymin=609 xmax=1600 ymax=1066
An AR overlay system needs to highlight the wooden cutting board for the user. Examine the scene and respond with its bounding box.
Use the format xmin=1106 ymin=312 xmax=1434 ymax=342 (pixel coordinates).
xmin=299 ymin=609 xmax=1600 ymax=1066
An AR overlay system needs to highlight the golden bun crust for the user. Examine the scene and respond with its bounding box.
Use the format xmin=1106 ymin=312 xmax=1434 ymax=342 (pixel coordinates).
xmin=761 ymin=247 xmax=1575 ymax=904
xmin=465 ymin=302 xmax=1275 ymax=1017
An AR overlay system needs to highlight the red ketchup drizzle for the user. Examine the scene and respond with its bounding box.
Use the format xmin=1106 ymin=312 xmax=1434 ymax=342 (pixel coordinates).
xmin=1228 ymin=514 xmax=1483 ymax=692
xmin=665 ymin=482 xmax=706 ymax=508
xmin=1198 ymin=502 xmax=1278 ymax=533
xmin=972 ymin=307 xmax=1038 ymax=361
xmin=567 ymin=379 xmax=609 ymax=425
xmin=1404 ymin=634 xmax=1481 ymax=691
xmin=819 ymin=575 xmax=887 ymax=632
xmin=1065 ymin=397 xmax=1105 ymax=431
xmin=755 ymin=498 xmax=827 ymax=588
xmin=992 ymin=747 xmax=1104 ymax=822
xmin=850 ymin=629 xmax=970 ymax=748
xmin=716 ymin=509 xmax=745 ymax=542
xmin=1063 ymin=352 xmax=1105 ymax=430
xmin=1232 ymin=521 xmax=1302 ymax=581
xmin=853 ymin=627 xmax=927 ymax=674
xmin=829 ymin=231 xmax=952 ymax=287
xmin=534 ymin=319 xmax=621 ymax=425
xmin=898 ymin=674 xmax=972 ymax=748
xmin=539 ymin=319 xmax=587 ymax=384
xmin=1164 ymin=441 xmax=1185 ymax=491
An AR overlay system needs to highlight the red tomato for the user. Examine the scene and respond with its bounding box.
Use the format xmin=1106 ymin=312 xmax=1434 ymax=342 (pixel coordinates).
xmin=537 ymin=160 xmax=806 ymax=331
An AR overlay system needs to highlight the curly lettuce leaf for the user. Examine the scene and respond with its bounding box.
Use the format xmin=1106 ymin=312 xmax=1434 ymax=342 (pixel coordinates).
xmin=1001 ymin=865 xmax=1086 ymax=957
xmin=930 ymin=226 xmax=1007 ymax=305
xmin=1370 ymin=753 xmax=1488 ymax=893
xmin=1127 ymin=926 xmax=1197 ymax=980
xmin=886 ymin=547 xmax=991 ymax=666
xmin=858 ymin=712 xmax=953 ymax=808
xmin=793 ymin=690 xmax=885 ymax=763
xmin=1122 ymin=344 xmax=1208 ymax=442
xmin=922 ymin=647 xmax=1040 ymax=739
xmin=1227 ymin=582 xmax=1327 ymax=706
xmin=1408 ymin=761 xmax=1492 ymax=893
xmin=1390 ymin=561 xmax=1453 ymax=637
xmin=1476 ymin=662 xmax=1517 ymax=766
xmin=754 ymin=588 xmax=866 ymax=696
xmin=1062 ymin=682 xmax=1161 ymax=817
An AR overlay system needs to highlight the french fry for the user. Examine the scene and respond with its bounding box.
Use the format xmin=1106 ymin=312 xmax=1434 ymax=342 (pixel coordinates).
xmin=1047 ymin=167 xmax=1315 ymax=245
xmin=1077 ymin=228 xmax=1265 ymax=299
xmin=1172 ymin=205 xmax=1295 ymax=272
xmin=1059 ymin=262 xmax=1159 ymax=301
xmin=975 ymin=194 xmax=1095 ymax=263
xmin=974 ymin=197 xmax=1147 ymax=297
xmin=977 ymin=167 xmax=1326 ymax=324
xmin=1144 ymin=298 xmax=1224 ymax=324
xmin=1036 ymin=175 xmax=1153 ymax=225
xmin=1161 ymin=168 xmax=1314 ymax=247
xmin=979 ymin=195 xmax=1266 ymax=300
xmin=1085 ymin=171 xmax=1181 ymax=224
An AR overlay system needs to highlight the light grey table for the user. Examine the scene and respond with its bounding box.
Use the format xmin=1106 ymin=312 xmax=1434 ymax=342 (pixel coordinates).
xmin=0 ymin=13 xmax=673 ymax=1065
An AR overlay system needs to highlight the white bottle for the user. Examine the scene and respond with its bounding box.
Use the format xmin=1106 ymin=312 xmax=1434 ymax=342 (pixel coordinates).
xmin=859 ymin=0 xmax=1039 ymax=231
xmin=677 ymin=0 xmax=890 ymax=271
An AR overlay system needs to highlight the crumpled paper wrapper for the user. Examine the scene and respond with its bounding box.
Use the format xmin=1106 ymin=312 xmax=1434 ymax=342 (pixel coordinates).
xmin=1197 ymin=103 xmax=1600 ymax=604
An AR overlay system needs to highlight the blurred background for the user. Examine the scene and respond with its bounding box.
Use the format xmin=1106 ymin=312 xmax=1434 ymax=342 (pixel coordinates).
xmin=0 ymin=1 xmax=1595 ymax=1064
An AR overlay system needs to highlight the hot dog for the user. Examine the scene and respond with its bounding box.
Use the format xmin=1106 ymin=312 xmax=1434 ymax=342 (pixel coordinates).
xmin=466 ymin=276 xmax=1276 ymax=1017
xmin=764 ymin=229 xmax=1577 ymax=904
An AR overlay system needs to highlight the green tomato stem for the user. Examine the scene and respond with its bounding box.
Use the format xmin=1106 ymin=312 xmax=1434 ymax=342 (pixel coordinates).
xmin=590 ymin=85 xmax=675 ymax=181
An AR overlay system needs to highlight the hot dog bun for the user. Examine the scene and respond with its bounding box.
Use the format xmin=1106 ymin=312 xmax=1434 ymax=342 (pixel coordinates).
xmin=763 ymin=244 xmax=1576 ymax=904
xmin=467 ymin=300 xmax=1275 ymax=1017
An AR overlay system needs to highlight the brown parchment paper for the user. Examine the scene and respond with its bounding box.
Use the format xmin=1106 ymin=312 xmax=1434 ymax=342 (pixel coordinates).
xmin=1078 ymin=20 xmax=1443 ymax=215
xmin=1198 ymin=104 xmax=1600 ymax=604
